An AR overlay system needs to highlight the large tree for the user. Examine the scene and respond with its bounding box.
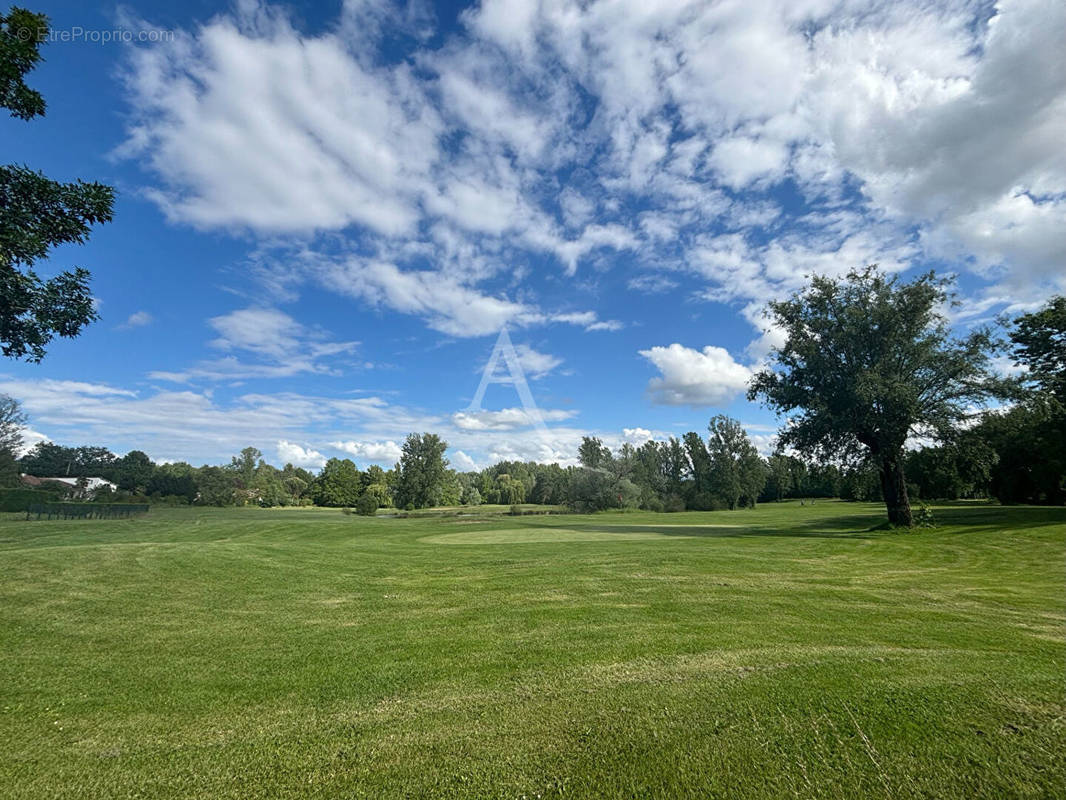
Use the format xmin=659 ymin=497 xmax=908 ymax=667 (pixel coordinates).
xmin=749 ymin=266 xmax=998 ymax=526
xmin=1 ymin=7 xmax=114 ymax=361
xmin=706 ymin=415 xmax=766 ymax=510
xmin=312 ymin=458 xmax=363 ymax=508
xmin=393 ymin=433 xmax=449 ymax=510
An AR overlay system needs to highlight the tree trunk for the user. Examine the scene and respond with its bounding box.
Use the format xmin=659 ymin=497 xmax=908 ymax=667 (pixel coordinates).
xmin=879 ymin=454 xmax=912 ymax=527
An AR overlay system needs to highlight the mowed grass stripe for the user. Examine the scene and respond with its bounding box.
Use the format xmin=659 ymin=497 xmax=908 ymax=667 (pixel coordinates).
xmin=1 ymin=501 xmax=1063 ymax=798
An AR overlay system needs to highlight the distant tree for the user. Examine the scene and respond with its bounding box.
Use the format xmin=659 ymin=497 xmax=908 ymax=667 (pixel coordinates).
xmin=1011 ymin=296 xmax=1066 ymax=400
xmin=115 ymin=450 xmax=154 ymax=493
xmin=682 ymin=431 xmax=714 ymax=509
xmin=312 ymin=458 xmax=362 ymax=507
xmin=0 ymin=392 xmax=26 ymax=455
xmin=463 ymin=485 xmax=482 ymax=506
xmin=196 ymin=465 xmax=237 ymax=506
xmin=230 ymin=447 xmax=261 ymax=488
xmin=764 ymin=454 xmax=793 ymax=502
xmin=18 ymin=440 xmax=71 ymax=475
xmin=705 ymin=415 xmax=766 ymax=509
xmin=749 ymin=266 xmax=999 ymax=526
xmin=394 ymin=433 xmax=449 ymax=509
xmin=578 ymin=436 xmax=612 ymax=470
xmin=1 ymin=7 xmax=115 ymax=361
xmin=147 ymin=461 xmax=197 ymax=503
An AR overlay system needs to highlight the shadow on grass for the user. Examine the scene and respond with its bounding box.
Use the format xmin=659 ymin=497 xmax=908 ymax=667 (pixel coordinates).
xmin=544 ymin=514 xmax=883 ymax=541
xmin=526 ymin=504 xmax=1065 ymax=541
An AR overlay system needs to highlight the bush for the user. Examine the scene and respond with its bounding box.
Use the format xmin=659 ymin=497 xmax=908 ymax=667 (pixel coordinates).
xmin=914 ymin=502 xmax=937 ymax=528
xmin=341 ymin=506 xmax=353 ymax=515
xmin=663 ymin=493 xmax=686 ymax=513
xmin=0 ymin=488 xmax=60 ymax=512
xmin=356 ymin=493 xmax=378 ymax=516
xmin=510 ymin=504 xmax=522 ymax=516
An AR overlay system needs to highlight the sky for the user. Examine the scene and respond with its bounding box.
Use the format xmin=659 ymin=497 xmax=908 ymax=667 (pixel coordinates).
xmin=1 ymin=0 xmax=1063 ymax=472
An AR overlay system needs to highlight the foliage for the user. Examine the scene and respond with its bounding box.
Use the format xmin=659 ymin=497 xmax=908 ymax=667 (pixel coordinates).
xmin=706 ymin=415 xmax=766 ymax=509
xmin=749 ymin=266 xmax=1000 ymax=526
xmin=0 ymin=9 xmax=115 ymax=360
xmin=0 ymin=485 xmax=57 ymax=510
xmin=394 ymin=433 xmax=449 ymax=510
xmin=0 ymin=392 xmax=25 ymax=453
xmin=355 ymin=491 xmax=379 ymax=516
xmin=312 ymin=458 xmax=363 ymax=508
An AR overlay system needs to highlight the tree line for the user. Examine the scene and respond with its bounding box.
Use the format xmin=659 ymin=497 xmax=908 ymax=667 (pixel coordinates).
xmin=1 ymin=273 xmax=1063 ymax=522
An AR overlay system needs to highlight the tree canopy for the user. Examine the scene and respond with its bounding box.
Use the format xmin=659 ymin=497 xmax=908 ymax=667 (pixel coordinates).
xmin=749 ymin=266 xmax=999 ymax=526
xmin=1 ymin=7 xmax=114 ymax=361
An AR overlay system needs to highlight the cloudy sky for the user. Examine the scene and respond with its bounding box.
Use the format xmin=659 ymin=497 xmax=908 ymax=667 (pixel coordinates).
xmin=2 ymin=0 xmax=1063 ymax=470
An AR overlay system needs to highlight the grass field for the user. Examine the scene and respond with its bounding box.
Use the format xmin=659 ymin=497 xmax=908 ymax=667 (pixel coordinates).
xmin=1 ymin=501 xmax=1063 ymax=799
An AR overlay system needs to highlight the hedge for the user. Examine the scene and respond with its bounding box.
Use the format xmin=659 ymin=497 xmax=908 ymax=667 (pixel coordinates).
xmin=0 ymin=488 xmax=61 ymax=512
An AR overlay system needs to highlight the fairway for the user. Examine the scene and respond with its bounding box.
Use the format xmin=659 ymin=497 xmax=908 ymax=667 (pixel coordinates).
xmin=1 ymin=502 xmax=1063 ymax=799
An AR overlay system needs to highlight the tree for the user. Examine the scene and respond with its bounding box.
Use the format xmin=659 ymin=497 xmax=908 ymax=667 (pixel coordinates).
xmin=0 ymin=392 xmax=25 ymax=455
xmin=394 ymin=433 xmax=449 ymax=510
xmin=1 ymin=8 xmax=115 ymax=361
xmin=705 ymin=415 xmax=765 ymax=509
xmin=578 ymin=436 xmax=612 ymax=470
xmin=312 ymin=458 xmax=362 ymax=507
xmin=749 ymin=266 xmax=998 ymax=526
xmin=1011 ymin=296 xmax=1066 ymax=400
xmin=971 ymin=298 xmax=1066 ymax=505
xmin=115 ymin=450 xmax=154 ymax=493
xmin=230 ymin=446 xmax=261 ymax=488
xmin=196 ymin=465 xmax=237 ymax=506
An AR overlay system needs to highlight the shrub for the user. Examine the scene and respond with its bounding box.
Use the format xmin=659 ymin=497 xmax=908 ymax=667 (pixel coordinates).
xmin=356 ymin=493 xmax=378 ymax=516
xmin=914 ymin=502 xmax=937 ymax=529
xmin=663 ymin=493 xmax=686 ymax=513
xmin=509 ymin=504 xmax=522 ymax=516
xmin=0 ymin=488 xmax=60 ymax=512
xmin=341 ymin=506 xmax=353 ymax=515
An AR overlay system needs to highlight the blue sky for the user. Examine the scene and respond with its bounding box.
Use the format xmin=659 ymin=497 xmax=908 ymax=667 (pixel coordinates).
xmin=1 ymin=0 xmax=1063 ymax=470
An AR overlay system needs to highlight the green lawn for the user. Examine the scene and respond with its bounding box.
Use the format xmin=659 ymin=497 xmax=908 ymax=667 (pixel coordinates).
xmin=1 ymin=501 xmax=1063 ymax=799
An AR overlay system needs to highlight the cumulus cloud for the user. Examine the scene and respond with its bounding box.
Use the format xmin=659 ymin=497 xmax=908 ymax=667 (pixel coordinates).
xmin=118 ymin=0 xmax=1065 ymax=350
xmin=622 ymin=427 xmax=653 ymax=442
xmin=639 ymin=343 xmax=753 ymax=407
xmin=276 ymin=440 xmax=326 ymax=469
xmin=329 ymin=439 xmax=404 ymax=465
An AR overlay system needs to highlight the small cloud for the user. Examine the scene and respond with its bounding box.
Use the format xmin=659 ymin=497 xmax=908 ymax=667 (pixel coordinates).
xmin=120 ymin=311 xmax=153 ymax=328
xmin=452 ymin=408 xmax=576 ymax=431
xmin=622 ymin=427 xmax=653 ymax=442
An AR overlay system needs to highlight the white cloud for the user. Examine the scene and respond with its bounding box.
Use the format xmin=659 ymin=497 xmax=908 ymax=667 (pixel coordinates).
xmin=513 ymin=344 xmax=562 ymax=380
xmin=329 ymin=439 xmax=404 ymax=465
xmin=122 ymin=311 xmax=153 ymax=328
xmin=451 ymin=408 xmax=577 ymax=431
xmin=113 ymin=0 xmax=1066 ymax=406
xmin=451 ymin=449 xmax=478 ymax=471
xmin=622 ymin=427 xmax=652 ymax=443
xmin=639 ymin=343 xmax=753 ymax=407
xmin=707 ymin=136 xmax=790 ymax=190
xmin=276 ymin=440 xmax=326 ymax=469
xmin=119 ymin=6 xmax=439 ymax=236
xmin=151 ymin=307 xmax=359 ymax=383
